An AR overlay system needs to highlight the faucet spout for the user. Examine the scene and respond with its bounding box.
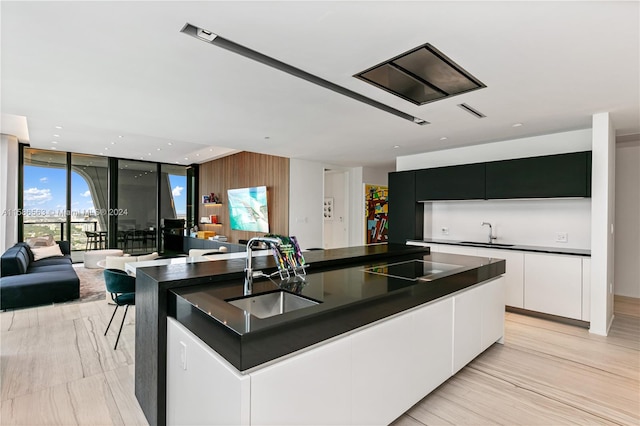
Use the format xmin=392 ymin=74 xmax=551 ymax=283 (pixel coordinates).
xmin=244 ymin=237 xmax=281 ymax=296
xmin=481 ymin=222 xmax=497 ymax=244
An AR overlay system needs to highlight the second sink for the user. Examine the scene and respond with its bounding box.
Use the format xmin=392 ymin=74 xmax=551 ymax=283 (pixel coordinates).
xmin=227 ymin=290 xmax=320 ymax=319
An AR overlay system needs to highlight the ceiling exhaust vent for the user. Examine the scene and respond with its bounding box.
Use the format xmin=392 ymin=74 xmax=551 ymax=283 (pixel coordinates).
xmin=457 ymin=103 xmax=486 ymax=118
xmin=355 ymin=43 xmax=485 ymax=106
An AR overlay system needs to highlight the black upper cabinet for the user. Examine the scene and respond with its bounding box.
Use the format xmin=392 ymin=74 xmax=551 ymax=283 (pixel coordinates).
xmin=415 ymin=163 xmax=486 ymax=201
xmin=388 ymin=170 xmax=423 ymax=244
xmin=485 ymin=151 xmax=591 ymax=199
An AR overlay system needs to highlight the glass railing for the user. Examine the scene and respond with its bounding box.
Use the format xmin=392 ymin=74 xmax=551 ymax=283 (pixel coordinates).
xmin=23 ymin=221 xmax=102 ymax=252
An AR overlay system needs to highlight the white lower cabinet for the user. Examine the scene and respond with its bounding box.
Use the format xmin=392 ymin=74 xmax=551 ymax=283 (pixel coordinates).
xmin=166 ymin=277 xmax=505 ymax=426
xmin=250 ymin=335 xmax=352 ymax=425
xmin=482 ymin=248 xmax=525 ymax=309
xmin=420 ymin=242 xmax=590 ymax=320
xmin=351 ymin=298 xmax=453 ymax=425
xmin=524 ymin=252 xmax=583 ymax=319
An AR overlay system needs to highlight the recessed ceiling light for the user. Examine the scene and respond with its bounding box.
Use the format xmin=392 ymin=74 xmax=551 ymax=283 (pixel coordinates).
xmin=111 ymin=142 xmax=116 ymax=145
xmin=440 ymin=137 xmax=448 ymax=141
xmin=157 ymin=148 xmax=161 ymax=151
xmin=265 ymin=136 xmax=270 ymax=140
xmin=168 ymin=142 xmax=173 ymax=146
xmin=196 ymin=154 xmax=200 ymax=157
xmin=53 ymin=134 xmax=60 ymax=137
xmin=51 ymin=147 xmax=58 ymax=150
xmin=413 ymin=118 xmax=429 ymax=125
xmin=140 ymin=157 xmax=144 ymax=160
xmin=55 ymin=125 xmax=63 ymax=129
xmin=393 ymin=145 xmax=400 ymax=149
xmin=100 ymin=152 xmax=104 ymax=155
xmin=209 ymin=148 xmax=213 ymax=152
xmin=512 ymin=123 xmax=523 ymax=127
xmin=104 ymin=148 xmax=108 ymax=151
xmin=147 ymin=153 xmax=152 ymax=156
xmin=51 ymin=141 xmax=58 ymax=144
xmin=184 ymin=157 xmax=188 ymax=160
xmin=119 ymin=135 xmax=124 ymax=138
xmin=125 ymin=165 xmax=128 ymax=168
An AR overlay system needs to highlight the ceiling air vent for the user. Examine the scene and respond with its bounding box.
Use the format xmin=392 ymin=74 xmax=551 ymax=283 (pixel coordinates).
xmin=355 ymin=43 xmax=485 ymax=106
xmin=457 ymin=103 xmax=486 ymax=118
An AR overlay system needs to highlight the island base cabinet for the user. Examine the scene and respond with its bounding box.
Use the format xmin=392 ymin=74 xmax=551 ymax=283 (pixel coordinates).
xmin=166 ymin=319 xmax=250 ymax=425
xmin=453 ymin=277 xmax=505 ymax=373
xmin=166 ymin=277 xmax=504 ymax=426
xmin=350 ymin=298 xmax=453 ymax=425
xmin=250 ymin=337 xmax=352 ymax=425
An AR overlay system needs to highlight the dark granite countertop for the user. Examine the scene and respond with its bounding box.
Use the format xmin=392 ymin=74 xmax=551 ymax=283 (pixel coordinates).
xmin=169 ymin=251 xmax=505 ymax=371
xmin=411 ymin=238 xmax=591 ymax=257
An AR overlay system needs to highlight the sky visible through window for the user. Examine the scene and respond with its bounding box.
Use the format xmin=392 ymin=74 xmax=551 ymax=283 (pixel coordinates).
xmin=23 ymin=166 xmax=186 ymax=216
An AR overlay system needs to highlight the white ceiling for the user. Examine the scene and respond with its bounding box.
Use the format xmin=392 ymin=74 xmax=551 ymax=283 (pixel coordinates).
xmin=2 ymin=1 xmax=639 ymax=168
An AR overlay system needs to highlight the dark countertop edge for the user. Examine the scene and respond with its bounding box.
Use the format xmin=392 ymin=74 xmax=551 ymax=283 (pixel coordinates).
xmin=170 ymin=256 xmax=506 ymax=371
xmin=136 ymin=243 xmax=431 ymax=288
xmin=412 ymin=239 xmax=591 ymax=257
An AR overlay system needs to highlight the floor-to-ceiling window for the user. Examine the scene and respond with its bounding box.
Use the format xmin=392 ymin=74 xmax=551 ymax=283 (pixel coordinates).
xmin=71 ymin=154 xmax=108 ymax=254
xmin=116 ymin=159 xmax=158 ymax=254
xmin=22 ymin=148 xmax=68 ymax=242
xmin=160 ymin=164 xmax=188 ymax=253
xmin=20 ymin=146 xmax=196 ymax=260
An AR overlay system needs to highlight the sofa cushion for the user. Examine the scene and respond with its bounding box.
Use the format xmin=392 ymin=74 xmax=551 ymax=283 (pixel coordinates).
xmin=1 ymin=245 xmax=30 ymax=276
xmin=0 ymin=270 xmax=80 ymax=310
xmin=105 ymin=255 xmax=135 ymax=271
xmin=27 ymin=263 xmax=76 ymax=274
xmin=32 ymin=255 xmax=72 ymax=267
xmin=31 ymin=244 xmax=64 ymax=261
xmin=26 ymin=235 xmax=55 ymax=248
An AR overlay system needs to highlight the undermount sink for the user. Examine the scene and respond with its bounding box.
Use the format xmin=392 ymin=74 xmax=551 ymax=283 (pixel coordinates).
xmin=227 ymin=291 xmax=320 ymax=319
xmin=458 ymin=241 xmax=515 ymax=247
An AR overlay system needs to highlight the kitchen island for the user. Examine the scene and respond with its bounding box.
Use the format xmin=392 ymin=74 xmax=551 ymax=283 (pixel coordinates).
xmin=134 ymin=244 xmax=505 ymax=426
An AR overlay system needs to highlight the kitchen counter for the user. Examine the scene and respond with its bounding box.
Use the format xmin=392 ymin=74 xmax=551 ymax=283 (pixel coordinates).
xmin=410 ymin=238 xmax=591 ymax=256
xmin=134 ymin=243 xmax=435 ymax=426
xmin=170 ymin=251 xmax=505 ymax=371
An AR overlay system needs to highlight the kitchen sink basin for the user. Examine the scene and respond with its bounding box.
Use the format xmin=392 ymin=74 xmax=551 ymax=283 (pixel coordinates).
xmin=227 ymin=291 xmax=320 ymax=319
xmin=458 ymin=241 xmax=515 ymax=247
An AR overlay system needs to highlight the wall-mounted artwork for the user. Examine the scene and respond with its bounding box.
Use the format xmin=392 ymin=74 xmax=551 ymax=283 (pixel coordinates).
xmin=323 ymin=198 xmax=334 ymax=220
xmin=365 ymin=184 xmax=388 ymax=244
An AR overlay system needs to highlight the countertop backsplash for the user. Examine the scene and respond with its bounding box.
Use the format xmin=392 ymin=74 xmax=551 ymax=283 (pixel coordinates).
xmin=424 ymin=198 xmax=591 ymax=249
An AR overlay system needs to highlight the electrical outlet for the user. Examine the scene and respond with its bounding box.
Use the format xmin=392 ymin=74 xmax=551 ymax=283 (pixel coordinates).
xmin=556 ymin=232 xmax=568 ymax=243
xmin=441 ymin=227 xmax=449 ymax=235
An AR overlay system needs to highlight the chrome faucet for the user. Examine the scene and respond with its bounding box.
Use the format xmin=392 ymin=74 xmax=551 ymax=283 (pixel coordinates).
xmin=481 ymin=222 xmax=497 ymax=244
xmin=244 ymin=237 xmax=281 ymax=296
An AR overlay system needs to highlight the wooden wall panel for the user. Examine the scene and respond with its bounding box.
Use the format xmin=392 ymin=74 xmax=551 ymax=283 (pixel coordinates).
xmin=198 ymin=152 xmax=289 ymax=243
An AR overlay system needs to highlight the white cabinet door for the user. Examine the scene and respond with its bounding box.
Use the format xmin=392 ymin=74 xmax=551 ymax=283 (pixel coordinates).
xmin=166 ymin=318 xmax=250 ymax=426
xmin=452 ymin=284 xmax=483 ymax=373
xmin=250 ymin=336 xmax=352 ymax=426
xmin=407 ymin=298 xmax=454 ymax=401
xmin=524 ymin=253 xmax=582 ymax=319
xmin=480 ymin=277 xmax=506 ymax=350
xmin=350 ymin=312 xmax=414 ymax=425
xmin=480 ymin=248 xmax=524 ymax=308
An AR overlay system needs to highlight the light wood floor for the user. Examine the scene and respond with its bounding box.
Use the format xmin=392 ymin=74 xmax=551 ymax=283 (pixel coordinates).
xmin=1 ymin=299 xmax=638 ymax=426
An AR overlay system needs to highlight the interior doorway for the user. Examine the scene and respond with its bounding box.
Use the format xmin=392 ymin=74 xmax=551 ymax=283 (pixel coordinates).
xmin=323 ymin=169 xmax=349 ymax=249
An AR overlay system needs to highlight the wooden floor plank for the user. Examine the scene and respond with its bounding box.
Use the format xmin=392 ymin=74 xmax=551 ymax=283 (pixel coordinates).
xmin=614 ymin=295 xmax=640 ymax=318
xmin=1 ymin=300 xmax=638 ymax=426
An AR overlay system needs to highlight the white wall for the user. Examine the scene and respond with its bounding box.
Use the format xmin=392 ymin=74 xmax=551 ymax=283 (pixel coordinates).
xmin=323 ymin=170 xmax=349 ymax=249
xmin=0 ymin=134 xmax=19 ymax=254
xmin=590 ymin=113 xmax=616 ymax=336
xmin=429 ymin=199 xmax=591 ymax=249
xmin=614 ymin=136 xmax=640 ymax=298
xmin=289 ymin=160 xmax=393 ymax=250
xmin=289 ymin=159 xmax=324 ymax=250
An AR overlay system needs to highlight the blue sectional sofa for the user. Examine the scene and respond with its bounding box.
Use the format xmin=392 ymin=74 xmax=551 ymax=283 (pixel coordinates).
xmin=0 ymin=241 xmax=80 ymax=310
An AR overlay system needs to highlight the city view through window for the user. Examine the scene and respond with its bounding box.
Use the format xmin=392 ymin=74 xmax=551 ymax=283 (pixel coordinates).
xmin=22 ymin=148 xmax=187 ymax=256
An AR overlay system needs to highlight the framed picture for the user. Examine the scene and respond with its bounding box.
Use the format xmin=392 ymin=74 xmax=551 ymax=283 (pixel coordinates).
xmin=202 ymin=195 xmax=210 ymax=204
xmin=323 ymin=198 xmax=334 ymax=220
